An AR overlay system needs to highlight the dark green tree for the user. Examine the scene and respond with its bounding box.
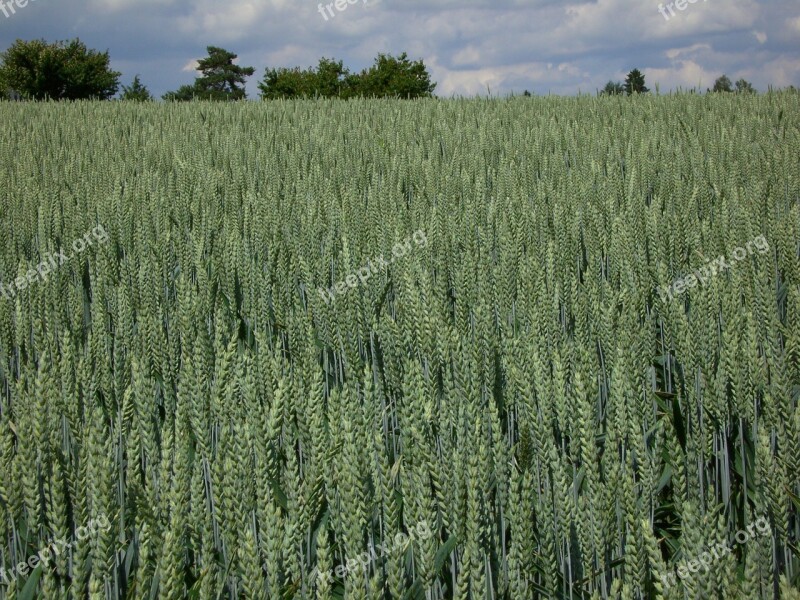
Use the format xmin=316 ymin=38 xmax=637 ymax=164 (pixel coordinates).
xmin=734 ymin=78 xmax=755 ymax=94
xmin=120 ymin=75 xmax=152 ymax=101
xmin=164 ymin=46 xmax=254 ymax=101
xmin=314 ymin=58 xmax=350 ymax=97
xmin=258 ymin=67 xmax=316 ymax=99
xmin=345 ymin=52 xmax=436 ymax=99
xmin=162 ymin=84 xmax=203 ymax=102
xmin=712 ymin=74 xmax=733 ymax=93
xmin=0 ymin=38 xmax=120 ymax=100
xmin=600 ymin=81 xmax=624 ymax=96
xmin=195 ymin=46 xmax=254 ymax=100
xmin=624 ymin=69 xmax=649 ymax=95
xmin=259 ymin=58 xmax=348 ymax=99
xmin=259 ymin=53 xmax=436 ymax=100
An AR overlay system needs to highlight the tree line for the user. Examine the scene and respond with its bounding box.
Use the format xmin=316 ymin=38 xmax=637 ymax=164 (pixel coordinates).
xmin=600 ymin=69 xmax=759 ymax=96
xmin=0 ymin=39 xmax=436 ymax=101
xmin=1 ymin=38 xmax=793 ymax=102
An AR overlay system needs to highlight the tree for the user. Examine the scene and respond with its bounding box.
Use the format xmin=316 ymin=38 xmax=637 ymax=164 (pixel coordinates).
xmin=734 ymin=78 xmax=755 ymax=94
xmin=314 ymin=58 xmax=350 ymax=97
xmin=600 ymin=81 xmax=624 ymax=96
xmin=0 ymin=38 xmax=120 ymax=100
xmin=712 ymin=75 xmax=733 ymax=93
xmin=162 ymin=84 xmax=202 ymax=102
xmin=164 ymin=46 xmax=254 ymax=101
xmin=522 ymin=90 xmax=532 ymax=97
xmin=624 ymin=69 xmax=649 ymax=95
xmin=120 ymin=75 xmax=152 ymax=101
xmin=259 ymin=53 xmax=436 ymax=100
xmin=258 ymin=67 xmax=317 ymax=99
xmin=345 ymin=52 xmax=436 ymax=99
xmin=195 ymin=46 xmax=254 ymax=100
xmin=259 ymin=57 xmax=348 ymax=100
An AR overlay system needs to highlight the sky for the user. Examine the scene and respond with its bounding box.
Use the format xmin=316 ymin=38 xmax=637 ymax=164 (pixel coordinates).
xmin=1 ymin=0 xmax=798 ymax=98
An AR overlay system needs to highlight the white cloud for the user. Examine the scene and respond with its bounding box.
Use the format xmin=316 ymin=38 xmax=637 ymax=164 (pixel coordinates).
xmin=665 ymin=43 xmax=712 ymax=60
xmin=646 ymin=60 xmax=717 ymax=91
xmin=750 ymin=55 xmax=800 ymax=88
xmin=87 ymin=0 xmax=177 ymax=10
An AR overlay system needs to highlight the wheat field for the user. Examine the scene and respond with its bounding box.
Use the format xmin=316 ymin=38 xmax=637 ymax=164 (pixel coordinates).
xmin=0 ymin=94 xmax=798 ymax=599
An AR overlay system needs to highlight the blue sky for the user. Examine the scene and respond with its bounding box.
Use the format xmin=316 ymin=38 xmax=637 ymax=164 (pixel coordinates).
xmin=1 ymin=0 xmax=798 ymax=98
